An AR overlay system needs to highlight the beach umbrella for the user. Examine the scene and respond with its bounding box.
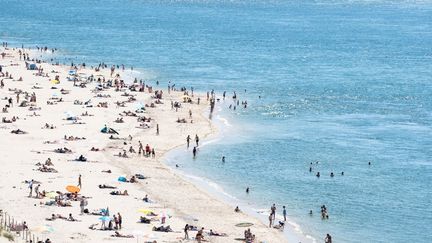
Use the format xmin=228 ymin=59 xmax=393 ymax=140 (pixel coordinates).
xmin=118 ymin=176 xmax=127 ymax=182
xmin=235 ymin=222 xmax=254 ymax=227
xmin=138 ymin=209 xmax=153 ymax=215
xmin=99 ymin=216 xmax=112 ymax=222
xmin=66 ymin=185 xmax=80 ymax=193
xmin=64 ymin=111 xmax=75 ymax=119
xmin=45 ymin=191 xmax=58 ymax=199
xmin=134 ymin=102 xmax=145 ymax=110
xmin=32 ymin=225 xmax=54 ymax=234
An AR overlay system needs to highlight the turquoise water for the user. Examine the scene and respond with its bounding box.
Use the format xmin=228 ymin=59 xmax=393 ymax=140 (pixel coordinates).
xmin=2 ymin=0 xmax=432 ymax=242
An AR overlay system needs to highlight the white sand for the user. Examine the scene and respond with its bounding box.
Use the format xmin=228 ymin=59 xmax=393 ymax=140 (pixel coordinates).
xmin=0 ymin=47 xmax=288 ymax=243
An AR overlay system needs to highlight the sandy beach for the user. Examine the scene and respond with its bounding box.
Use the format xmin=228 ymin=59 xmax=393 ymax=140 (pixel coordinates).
xmin=0 ymin=46 xmax=288 ymax=243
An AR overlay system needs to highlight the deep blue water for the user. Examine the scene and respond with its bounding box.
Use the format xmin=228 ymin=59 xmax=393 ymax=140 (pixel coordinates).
xmin=1 ymin=0 xmax=432 ymax=242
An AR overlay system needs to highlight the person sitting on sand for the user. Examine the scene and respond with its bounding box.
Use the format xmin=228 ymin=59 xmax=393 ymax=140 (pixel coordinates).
xmin=76 ymin=155 xmax=87 ymax=162
xmin=129 ymin=176 xmax=137 ymax=183
xmin=273 ymin=221 xmax=285 ymax=230
xmin=235 ymin=206 xmax=241 ymax=213
xmin=143 ymin=194 xmax=149 ymax=202
xmin=195 ymin=227 xmax=205 ymax=242
xmin=129 ymin=146 xmax=136 ymax=153
xmin=68 ymin=213 xmax=77 ymax=221
xmin=45 ymin=158 xmax=53 ymax=166
xmin=90 ymin=147 xmax=100 ymax=151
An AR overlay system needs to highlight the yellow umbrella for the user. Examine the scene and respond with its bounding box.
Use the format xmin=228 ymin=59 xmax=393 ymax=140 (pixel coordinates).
xmin=66 ymin=185 xmax=80 ymax=193
xmin=45 ymin=191 xmax=57 ymax=199
xmin=138 ymin=209 xmax=153 ymax=215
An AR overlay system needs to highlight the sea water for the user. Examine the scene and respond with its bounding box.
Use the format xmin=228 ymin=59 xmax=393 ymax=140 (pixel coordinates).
xmin=1 ymin=0 xmax=431 ymax=242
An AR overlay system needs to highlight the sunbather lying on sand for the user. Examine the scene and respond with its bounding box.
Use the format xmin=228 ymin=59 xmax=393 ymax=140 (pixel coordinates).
xmin=37 ymin=165 xmax=58 ymax=173
xmin=42 ymin=123 xmax=56 ymax=129
xmin=152 ymin=225 xmax=173 ymax=232
xmin=139 ymin=216 xmax=151 ymax=224
xmin=54 ymin=147 xmax=72 ymax=153
xmin=11 ymin=129 xmax=27 ymax=134
xmin=99 ymin=184 xmax=117 ymax=189
xmin=45 ymin=214 xmax=67 ymax=221
xmin=111 ymin=231 xmax=133 ymax=238
xmin=64 ymin=135 xmax=86 ymax=141
xmin=110 ymin=190 xmax=128 ymax=196
xmin=209 ymin=229 xmax=227 ymax=237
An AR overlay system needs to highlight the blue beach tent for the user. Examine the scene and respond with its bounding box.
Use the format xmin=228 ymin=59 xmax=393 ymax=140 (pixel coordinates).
xmin=29 ymin=64 xmax=37 ymax=70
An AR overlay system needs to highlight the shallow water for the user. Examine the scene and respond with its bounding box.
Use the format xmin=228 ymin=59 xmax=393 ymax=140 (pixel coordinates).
xmin=2 ymin=0 xmax=432 ymax=242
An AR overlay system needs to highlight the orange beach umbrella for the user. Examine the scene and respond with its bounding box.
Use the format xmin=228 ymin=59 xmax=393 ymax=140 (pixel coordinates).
xmin=66 ymin=185 xmax=80 ymax=193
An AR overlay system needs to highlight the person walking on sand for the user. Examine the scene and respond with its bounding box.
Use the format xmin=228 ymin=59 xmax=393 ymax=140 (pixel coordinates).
xmin=138 ymin=141 xmax=144 ymax=155
xmin=283 ymin=206 xmax=287 ymax=221
xmin=28 ymin=179 xmax=34 ymax=197
xmin=117 ymin=213 xmax=122 ymax=229
xmin=156 ymin=124 xmax=159 ymax=135
xmin=271 ymin=204 xmax=276 ymax=220
xmin=186 ymin=135 xmax=191 ymax=148
xmin=113 ymin=214 xmax=119 ymax=229
xmin=77 ymin=174 xmax=82 ymax=188
xmin=195 ymin=134 xmax=199 ymax=146
xmin=35 ymin=184 xmax=40 ymax=198
xmin=184 ymin=224 xmax=189 ymax=239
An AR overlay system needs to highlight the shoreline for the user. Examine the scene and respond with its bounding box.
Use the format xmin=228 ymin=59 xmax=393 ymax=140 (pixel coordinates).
xmin=0 ymin=45 xmax=289 ymax=242
xmin=164 ymin=110 xmax=315 ymax=243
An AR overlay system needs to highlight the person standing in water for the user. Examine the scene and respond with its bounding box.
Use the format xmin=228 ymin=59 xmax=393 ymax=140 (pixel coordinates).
xmin=222 ymin=156 xmax=225 ymax=162
xmin=193 ymin=147 xmax=197 ymax=158
xmin=325 ymin=233 xmax=332 ymax=243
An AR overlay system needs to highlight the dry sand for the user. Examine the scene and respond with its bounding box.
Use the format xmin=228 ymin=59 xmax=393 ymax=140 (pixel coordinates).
xmin=0 ymin=47 xmax=287 ymax=243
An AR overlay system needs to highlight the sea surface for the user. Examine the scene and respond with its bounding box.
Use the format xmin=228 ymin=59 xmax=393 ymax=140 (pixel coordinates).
xmin=1 ymin=0 xmax=432 ymax=242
